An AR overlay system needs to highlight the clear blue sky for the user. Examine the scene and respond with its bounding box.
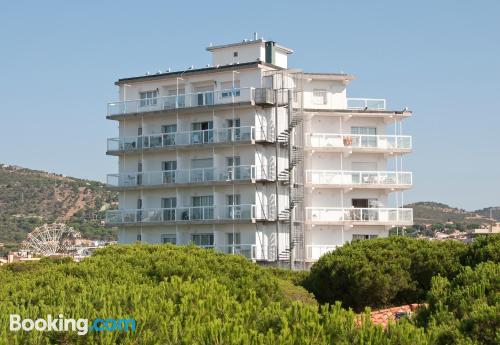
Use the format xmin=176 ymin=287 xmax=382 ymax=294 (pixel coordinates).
xmin=1 ymin=0 xmax=499 ymax=210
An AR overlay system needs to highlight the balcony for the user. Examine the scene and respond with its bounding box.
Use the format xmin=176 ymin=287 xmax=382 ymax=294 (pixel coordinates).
xmin=107 ymin=165 xmax=274 ymax=189
xmin=305 ymin=207 xmax=413 ymax=225
xmin=305 ymin=133 xmax=412 ymax=153
xmin=107 ymin=126 xmax=272 ymax=154
xmin=346 ymin=98 xmax=386 ymax=110
xmin=106 ymin=204 xmax=273 ymax=226
xmin=305 ymin=170 xmax=412 ymax=189
xmin=107 ymin=88 xmax=255 ymax=116
xmin=305 ymin=245 xmax=339 ymax=261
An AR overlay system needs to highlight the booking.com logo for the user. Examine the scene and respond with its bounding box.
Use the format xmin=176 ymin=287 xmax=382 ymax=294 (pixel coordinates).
xmin=9 ymin=314 xmax=136 ymax=335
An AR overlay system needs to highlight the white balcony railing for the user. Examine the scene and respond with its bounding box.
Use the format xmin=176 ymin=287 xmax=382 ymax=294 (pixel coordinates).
xmin=305 ymin=245 xmax=339 ymax=261
xmin=107 ymin=165 xmax=274 ymax=187
xmin=106 ymin=204 xmax=272 ymax=225
xmin=215 ymin=244 xmax=254 ymax=260
xmin=306 ymin=170 xmax=412 ymax=187
xmin=107 ymin=126 xmax=270 ymax=152
xmin=306 ymin=207 xmax=413 ymax=224
xmin=306 ymin=133 xmax=412 ymax=150
xmin=107 ymin=88 xmax=255 ymax=116
xmin=347 ymin=98 xmax=386 ymax=110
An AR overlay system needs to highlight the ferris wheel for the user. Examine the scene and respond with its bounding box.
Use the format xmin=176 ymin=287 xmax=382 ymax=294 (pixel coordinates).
xmin=23 ymin=223 xmax=81 ymax=256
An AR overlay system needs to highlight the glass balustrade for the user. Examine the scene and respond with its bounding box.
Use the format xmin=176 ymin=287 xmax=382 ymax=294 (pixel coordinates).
xmin=106 ymin=204 xmax=268 ymax=224
xmin=306 ymin=171 xmax=412 ymax=186
xmin=107 ymin=126 xmax=258 ymax=152
xmin=306 ymin=133 xmax=412 ymax=150
xmin=106 ymin=166 xmax=270 ymax=187
xmin=306 ymin=207 xmax=413 ymax=223
xmin=346 ymin=98 xmax=386 ymax=110
xmin=107 ymin=88 xmax=255 ymax=116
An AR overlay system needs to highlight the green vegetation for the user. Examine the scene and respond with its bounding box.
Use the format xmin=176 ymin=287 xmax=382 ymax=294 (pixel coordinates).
xmin=304 ymin=237 xmax=468 ymax=311
xmin=0 ymin=164 xmax=117 ymax=254
xmin=0 ymin=236 xmax=498 ymax=344
xmin=416 ymin=261 xmax=499 ymax=345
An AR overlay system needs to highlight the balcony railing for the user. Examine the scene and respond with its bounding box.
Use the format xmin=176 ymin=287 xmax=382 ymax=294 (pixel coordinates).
xmin=107 ymin=126 xmax=270 ymax=152
xmin=306 ymin=133 xmax=412 ymax=150
xmin=107 ymin=165 xmax=274 ymax=187
xmin=215 ymin=244 xmax=254 ymax=260
xmin=306 ymin=170 xmax=412 ymax=187
xmin=107 ymin=88 xmax=255 ymax=116
xmin=305 ymin=245 xmax=339 ymax=261
xmin=306 ymin=207 xmax=413 ymax=224
xmin=106 ymin=204 xmax=272 ymax=225
xmin=347 ymin=98 xmax=386 ymax=110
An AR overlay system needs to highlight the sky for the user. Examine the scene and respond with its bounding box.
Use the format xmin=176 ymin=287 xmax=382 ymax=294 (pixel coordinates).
xmin=0 ymin=0 xmax=499 ymax=210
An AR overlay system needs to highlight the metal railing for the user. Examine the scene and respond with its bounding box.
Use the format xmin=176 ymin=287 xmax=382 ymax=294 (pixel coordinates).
xmin=305 ymin=245 xmax=339 ymax=261
xmin=106 ymin=204 xmax=272 ymax=224
xmin=347 ymin=98 xmax=386 ymax=110
xmin=214 ymin=244 xmax=254 ymax=259
xmin=306 ymin=207 xmax=413 ymax=223
xmin=306 ymin=133 xmax=412 ymax=150
xmin=305 ymin=170 xmax=412 ymax=186
xmin=107 ymin=126 xmax=269 ymax=152
xmin=107 ymin=87 xmax=255 ymax=115
xmin=107 ymin=165 xmax=274 ymax=187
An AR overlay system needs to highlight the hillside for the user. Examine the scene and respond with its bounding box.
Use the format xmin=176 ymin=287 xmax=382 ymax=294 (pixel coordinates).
xmin=0 ymin=164 xmax=118 ymax=252
xmin=406 ymin=201 xmax=499 ymax=225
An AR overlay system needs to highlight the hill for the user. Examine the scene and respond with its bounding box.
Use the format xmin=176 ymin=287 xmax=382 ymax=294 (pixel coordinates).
xmin=406 ymin=201 xmax=499 ymax=225
xmin=0 ymin=164 xmax=118 ymax=252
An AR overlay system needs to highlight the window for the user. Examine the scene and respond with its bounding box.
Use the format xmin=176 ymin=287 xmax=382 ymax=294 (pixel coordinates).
xmin=226 ymin=156 xmax=241 ymax=180
xmin=192 ymin=196 xmax=214 ymax=220
xmin=191 ymin=121 xmax=214 ymax=144
xmin=136 ymin=234 xmax=142 ymax=241
xmin=162 ymin=124 xmax=177 ymax=146
xmin=233 ymin=51 xmax=238 ymax=57
xmin=137 ymin=127 xmax=143 ymax=136
xmin=352 ymin=234 xmax=378 ymax=241
xmin=161 ymin=234 xmax=176 ymax=244
xmin=313 ymin=89 xmax=327 ymax=105
xmin=226 ymin=232 xmax=241 ymax=253
xmin=225 ymin=118 xmax=242 ymax=141
xmin=227 ymin=194 xmax=241 ymax=219
xmin=351 ymin=127 xmax=377 ymax=147
xmin=221 ymin=81 xmax=241 ymax=97
xmin=351 ymin=127 xmax=377 ymax=135
xmin=137 ymin=162 xmax=143 ymax=185
xmin=191 ymin=233 xmax=214 ymax=247
xmin=139 ymin=90 xmax=158 ymax=107
xmin=227 ymin=232 xmax=241 ymax=245
xmin=166 ymin=89 xmax=185 ymax=108
xmin=161 ymin=160 xmax=177 ymax=184
xmin=161 ymin=197 xmax=176 ymax=221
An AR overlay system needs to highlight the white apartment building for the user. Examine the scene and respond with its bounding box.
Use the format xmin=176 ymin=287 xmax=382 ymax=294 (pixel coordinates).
xmin=105 ymin=36 xmax=413 ymax=268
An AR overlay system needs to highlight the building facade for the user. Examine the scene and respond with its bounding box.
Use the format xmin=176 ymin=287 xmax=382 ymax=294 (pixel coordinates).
xmin=106 ymin=37 xmax=413 ymax=268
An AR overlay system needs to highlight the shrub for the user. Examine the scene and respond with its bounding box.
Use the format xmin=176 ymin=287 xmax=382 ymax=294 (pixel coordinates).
xmin=0 ymin=244 xmax=435 ymax=344
xmin=418 ymin=262 xmax=500 ymax=345
xmin=304 ymin=237 xmax=466 ymax=310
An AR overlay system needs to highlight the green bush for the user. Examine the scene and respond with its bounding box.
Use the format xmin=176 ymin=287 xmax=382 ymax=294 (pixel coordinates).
xmin=417 ymin=261 xmax=500 ymax=345
xmin=461 ymin=234 xmax=500 ymax=267
xmin=0 ymin=244 xmax=435 ymax=344
xmin=304 ymin=237 xmax=466 ymax=310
